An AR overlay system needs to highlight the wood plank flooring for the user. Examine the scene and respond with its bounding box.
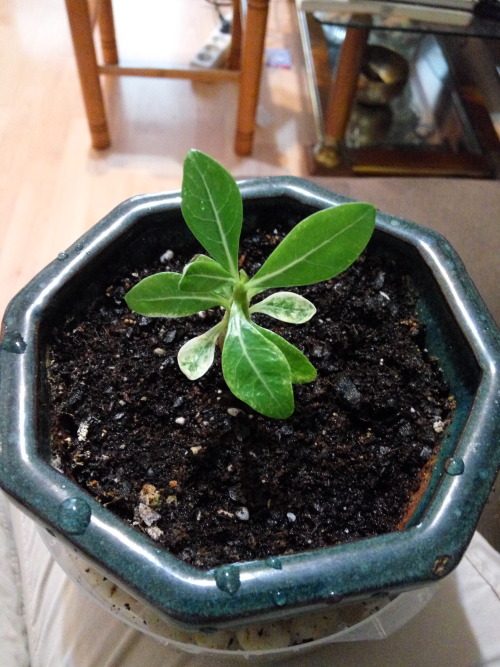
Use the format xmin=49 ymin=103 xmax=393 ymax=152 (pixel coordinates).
xmin=0 ymin=0 xmax=314 ymax=314
xmin=1 ymin=0 xmax=498 ymax=324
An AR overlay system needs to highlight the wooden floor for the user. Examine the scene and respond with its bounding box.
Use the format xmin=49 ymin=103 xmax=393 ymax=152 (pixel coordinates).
xmin=0 ymin=0 xmax=314 ymax=316
xmin=1 ymin=0 xmax=499 ymax=326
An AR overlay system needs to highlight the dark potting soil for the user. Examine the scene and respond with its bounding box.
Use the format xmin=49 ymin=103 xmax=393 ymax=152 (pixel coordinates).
xmin=48 ymin=225 xmax=454 ymax=570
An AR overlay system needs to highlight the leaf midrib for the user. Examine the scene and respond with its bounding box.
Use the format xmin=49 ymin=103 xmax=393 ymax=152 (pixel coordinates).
xmin=142 ymin=293 xmax=221 ymax=303
xmin=196 ymin=164 xmax=238 ymax=277
xmin=233 ymin=314 xmax=282 ymax=408
xmin=249 ymin=212 xmax=366 ymax=289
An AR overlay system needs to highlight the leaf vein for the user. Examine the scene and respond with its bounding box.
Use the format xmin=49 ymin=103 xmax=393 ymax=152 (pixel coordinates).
xmin=194 ymin=163 xmax=237 ymax=276
xmin=251 ymin=212 xmax=366 ymax=288
xmin=234 ymin=318 xmax=282 ymax=407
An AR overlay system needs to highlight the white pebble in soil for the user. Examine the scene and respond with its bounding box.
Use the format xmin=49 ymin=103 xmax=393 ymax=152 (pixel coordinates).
xmin=137 ymin=503 xmax=161 ymax=526
xmin=160 ymin=249 xmax=174 ymax=262
xmin=433 ymin=419 xmax=445 ymax=433
xmin=77 ymin=421 xmax=89 ymax=442
xmin=145 ymin=526 xmax=164 ymax=540
xmin=227 ymin=407 xmax=245 ymax=417
xmin=235 ymin=507 xmax=250 ymax=521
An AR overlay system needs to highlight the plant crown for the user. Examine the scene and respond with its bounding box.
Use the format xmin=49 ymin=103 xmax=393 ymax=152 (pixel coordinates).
xmin=125 ymin=150 xmax=375 ymax=418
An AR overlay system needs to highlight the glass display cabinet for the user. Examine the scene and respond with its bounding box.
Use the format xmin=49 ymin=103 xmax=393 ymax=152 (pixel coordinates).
xmin=296 ymin=3 xmax=500 ymax=176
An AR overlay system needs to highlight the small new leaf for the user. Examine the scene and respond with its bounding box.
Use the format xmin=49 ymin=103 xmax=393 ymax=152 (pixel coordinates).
xmin=124 ymin=272 xmax=226 ymax=317
xmin=250 ymin=291 xmax=316 ymax=324
xmin=178 ymin=322 xmax=224 ymax=380
xmin=222 ymin=303 xmax=294 ymax=419
xmin=180 ymin=256 xmax=233 ymax=294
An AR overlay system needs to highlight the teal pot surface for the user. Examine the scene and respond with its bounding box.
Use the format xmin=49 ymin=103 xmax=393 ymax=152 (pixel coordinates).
xmin=1 ymin=178 xmax=499 ymax=631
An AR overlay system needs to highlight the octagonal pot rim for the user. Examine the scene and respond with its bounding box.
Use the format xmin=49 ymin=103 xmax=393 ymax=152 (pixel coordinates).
xmin=1 ymin=176 xmax=499 ymax=629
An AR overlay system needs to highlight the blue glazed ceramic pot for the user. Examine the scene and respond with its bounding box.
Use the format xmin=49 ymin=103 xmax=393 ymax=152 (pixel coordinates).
xmin=1 ymin=178 xmax=499 ymax=631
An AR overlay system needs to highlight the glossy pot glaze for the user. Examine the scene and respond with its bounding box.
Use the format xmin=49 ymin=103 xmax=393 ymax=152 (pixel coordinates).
xmin=1 ymin=178 xmax=499 ymax=631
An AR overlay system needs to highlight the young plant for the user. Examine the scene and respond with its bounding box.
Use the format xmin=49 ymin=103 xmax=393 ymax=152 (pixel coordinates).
xmin=125 ymin=150 xmax=375 ymax=418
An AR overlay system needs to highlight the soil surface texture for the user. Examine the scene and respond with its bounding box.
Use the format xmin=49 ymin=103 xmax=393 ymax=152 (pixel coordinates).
xmin=49 ymin=225 xmax=454 ymax=570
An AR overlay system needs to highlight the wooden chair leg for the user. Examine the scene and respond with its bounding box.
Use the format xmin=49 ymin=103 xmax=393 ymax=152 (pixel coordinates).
xmin=234 ymin=0 xmax=270 ymax=156
xmin=98 ymin=0 xmax=119 ymax=65
xmin=226 ymin=0 xmax=242 ymax=70
xmin=65 ymin=0 xmax=110 ymax=149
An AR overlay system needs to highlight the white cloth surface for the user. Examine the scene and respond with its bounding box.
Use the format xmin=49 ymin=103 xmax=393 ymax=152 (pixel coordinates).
xmin=2 ymin=490 xmax=500 ymax=667
xmin=0 ymin=493 xmax=29 ymax=666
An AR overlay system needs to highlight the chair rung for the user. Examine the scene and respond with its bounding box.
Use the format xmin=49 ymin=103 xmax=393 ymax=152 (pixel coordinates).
xmin=97 ymin=64 xmax=241 ymax=83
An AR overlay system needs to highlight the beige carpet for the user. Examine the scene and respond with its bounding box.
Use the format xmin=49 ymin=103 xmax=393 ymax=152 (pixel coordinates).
xmin=314 ymin=176 xmax=500 ymax=327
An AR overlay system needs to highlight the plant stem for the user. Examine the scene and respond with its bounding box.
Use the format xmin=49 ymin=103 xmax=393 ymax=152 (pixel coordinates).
xmin=232 ymin=281 xmax=250 ymax=318
xmin=217 ymin=309 xmax=231 ymax=349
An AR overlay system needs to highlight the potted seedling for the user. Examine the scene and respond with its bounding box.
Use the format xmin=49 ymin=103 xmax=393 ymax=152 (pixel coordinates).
xmin=1 ymin=151 xmax=499 ymax=656
xmin=125 ymin=150 xmax=375 ymax=419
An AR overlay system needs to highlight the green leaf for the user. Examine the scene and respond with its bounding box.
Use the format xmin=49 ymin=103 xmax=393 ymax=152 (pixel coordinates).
xmin=222 ymin=303 xmax=294 ymax=419
xmin=125 ymin=272 xmax=225 ymax=317
xmin=178 ymin=321 xmax=224 ymax=380
xmin=250 ymin=291 xmax=316 ymax=324
xmin=253 ymin=325 xmax=316 ymax=384
xmin=246 ymin=203 xmax=376 ymax=295
xmin=180 ymin=256 xmax=234 ymax=294
xmin=181 ymin=150 xmax=242 ymax=277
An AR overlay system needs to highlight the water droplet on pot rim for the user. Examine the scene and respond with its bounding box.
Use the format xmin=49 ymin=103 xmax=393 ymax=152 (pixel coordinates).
xmin=1 ymin=331 xmax=27 ymax=354
xmin=214 ymin=565 xmax=240 ymax=595
xmin=57 ymin=497 xmax=91 ymax=534
xmin=272 ymin=590 xmax=287 ymax=606
xmin=445 ymin=457 xmax=465 ymax=476
xmin=265 ymin=556 xmax=282 ymax=570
